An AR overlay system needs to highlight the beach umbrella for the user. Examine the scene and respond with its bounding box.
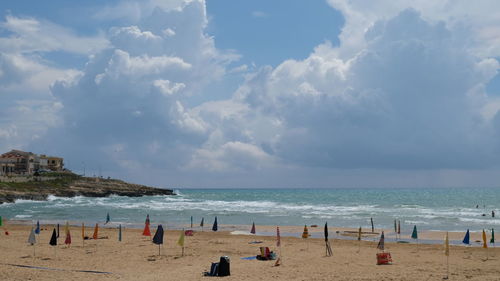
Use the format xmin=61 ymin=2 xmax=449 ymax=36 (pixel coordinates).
xmin=64 ymin=222 xmax=71 ymax=246
xmin=200 ymin=217 xmax=204 ymax=231
xmin=482 ymin=229 xmax=488 ymax=249
xmin=118 ymin=224 xmax=122 ymax=242
xmin=152 ymin=224 xmax=164 ymax=255
xmin=28 ymin=227 xmax=36 ymax=245
xmin=178 ymin=228 xmax=185 ymax=256
xmin=394 ymin=220 xmax=397 ymax=233
xmin=190 ymin=216 xmax=193 ymax=229
xmin=397 ymin=220 xmax=401 ymax=235
xmin=302 ymin=225 xmax=309 ymax=239
xmin=462 ymin=229 xmax=470 ymax=245
xmin=65 ymin=228 xmax=72 ymax=246
xmin=377 ymin=231 xmax=385 ymax=251
xmin=275 ymin=226 xmax=281 ymax=266
xmin=411 ymin=225 xmax=419 ymax=251
xmin=324 ymin=222 xmax=332 ymax=257
xmin=212 ymin=217 xmax=218 ymax=232
xmin=411 ymin=225 xmax=418 ymax=240
xmin=93 ymin=223 xmax=99 ymax=240
xmin=370 ymin=218 xmax=374 ymax=233
xmin=444 ymin=232 xmax=450 ymax=279
xmin=81 ymin=223 xmax=85 ymax=247
xmin=28 ymin=227 xmax=36 ymax=257
xmin=105 ymin=213 xmax=110 ymax=225
xmin=35 ymin=220 xmax=40 ymax=234
xmin=57 ymin=223 xmax=60 ymax=238
xmin=143 ymin=219 xmax=151 ymax=237
xmin=490 ymin=228 xmax=495 ymax=245
xmin=358 ymin=226 xmax=362 ymax=241
xmin=0 ymin=216 xmax=2 ymax=226
xmin=50 ymin=228 xmax=57 ymax=246
xmin=145 ymin=214 xmax=150 ymax=225
xmin=250 ymin=222 xmax=256 ymax=234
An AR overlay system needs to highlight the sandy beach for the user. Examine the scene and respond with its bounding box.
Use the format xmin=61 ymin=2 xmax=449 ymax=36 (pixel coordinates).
xmin=0 ymin=222 xmax=499 ymax=281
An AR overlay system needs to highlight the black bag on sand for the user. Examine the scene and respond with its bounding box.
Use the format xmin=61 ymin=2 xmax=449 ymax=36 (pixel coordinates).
xmin=218 ymin=256 xmax=230 ymax=276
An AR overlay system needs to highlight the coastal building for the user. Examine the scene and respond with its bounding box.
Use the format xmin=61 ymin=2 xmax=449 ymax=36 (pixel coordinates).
xmin=0 ymin=150 xmax=64 ymax=175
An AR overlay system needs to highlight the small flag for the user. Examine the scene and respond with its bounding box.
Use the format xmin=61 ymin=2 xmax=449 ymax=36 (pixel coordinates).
xmin=190 ymin=216 xmax=193 ymax=228
xmin=152 ymin=225 xmax=164 ymax=245
xmin=212 ymin=217 xmax=218 ymax=232
xmin=28 ymin=227 xmax=36 ymax=245
xmin=482 ymin=229 xmax=488 ymax=248
xmin=444 ymin=231 xmax=449 ymax=256
xmin=377 ymin=231 xmax=385 ymax=251
xmin=276 ymin=226 xmax=281 ymax=247
xmin=250 ymin=222 xmax=256 ymax=234
xmin=105 ymin=213 xmax=110 ymax=224
xmin=491 ymin=228 xmax=495 ymax=244
xmin=302 ymin=225 xmax=309 ymax=239
xmin=81 ymin=223 xmax=85 ymax=240
xmin=463 ymin=229 xmax=470 ymax=245
xmin=119 ymin=224 xmax=122 ymax=242
xmin=200 ymin=217 xmax=204 ymax=227
xmin=49 ymin=228 xmax=57 ymax=246
xmin=35 ymin=220 xmax=40 ymax=234
xmin=397 ymin=220 xmax=401 ymax=234
xmin=177 ymin=228 xmax=185 ymax=247
xmin=411 ymin=225 xmax=418 ymax=240
xmin=357 ymin=226 xmax=362 ymax=241
xmin=93 ymin=223 xmax=99 ymax=240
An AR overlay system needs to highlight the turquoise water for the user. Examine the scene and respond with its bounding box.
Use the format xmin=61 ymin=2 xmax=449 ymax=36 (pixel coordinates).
xmin=0 ymin=188 xmax=499 ymax=232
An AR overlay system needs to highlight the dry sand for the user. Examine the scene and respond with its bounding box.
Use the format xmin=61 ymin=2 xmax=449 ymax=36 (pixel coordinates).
xmin=0 ymin=222 xmax=499 ymax=281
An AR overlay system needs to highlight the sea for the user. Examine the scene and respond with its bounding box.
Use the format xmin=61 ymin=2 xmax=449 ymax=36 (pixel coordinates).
xmin=1 ymin=188 xmax=498 ymax=234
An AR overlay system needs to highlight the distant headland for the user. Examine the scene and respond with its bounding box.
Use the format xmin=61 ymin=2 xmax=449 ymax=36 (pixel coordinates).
xmin=0 ymin=149 xmax=175 ymax=204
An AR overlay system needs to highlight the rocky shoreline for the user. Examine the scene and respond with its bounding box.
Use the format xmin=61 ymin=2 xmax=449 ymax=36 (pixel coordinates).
xmin=0 ymin=173 xmax=175 ymax=204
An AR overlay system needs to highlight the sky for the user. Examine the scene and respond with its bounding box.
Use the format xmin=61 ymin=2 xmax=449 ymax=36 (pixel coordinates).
xmin=1 ymin=0 xmax=500 ymax=188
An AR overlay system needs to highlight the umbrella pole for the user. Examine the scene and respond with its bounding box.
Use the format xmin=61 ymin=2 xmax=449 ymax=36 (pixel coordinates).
xmin=158 ymin=244 xmax=161 ymax=256
xmin=182 ymin=246 xmax=184 ymax=257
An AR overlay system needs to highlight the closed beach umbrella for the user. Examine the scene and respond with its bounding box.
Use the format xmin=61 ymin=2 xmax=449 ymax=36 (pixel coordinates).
xmin=444 ymin=232 xmax=449 ymax=256
xmin=377 ymin=231 xmax=385 ymax=251
xmin=28 ymin=227 xmax=36 ymax=245
xmin=178 ymin=228 xmax=185 ymax=256
xmin=57 ymin=223 xmax=60 ymax=238
xmin=105 ymin=213 xmax=110 ymax=224
xmin=152 ymin=225 xmax=164 ymax=245
xmin=394 ymin=220 xmax=397 ymax=233
xmin=324 ymin=222 xmax=332 ymax=256
xmin=0 ymin=216 xmax=2 ymax=226
xmin=49 ymin=228 xmax=57 ymax=246
xmin=490 ymin=229 xmax=495 ymax=244
xmin=93 ymin=223 xmax=99 ymax=240
xmin=482 ymin=229 xmax=488 ymax=248
xmin=143 ymin=218 xmax=151 ymax=236
xmin=212 ymin=217 xmax=218 ymax=232
xmin=302 ymin=225 xmax=309 ymax=239
xmin=357 ymin=226 xmax=362 ymax=241
xmin=190 ymin=216 xmax=193 ymax=229
xmin=463 ymin=229 xmax=470 ymax=245
xmin=35 ymin=220 xmax=40 ymax=234
xmin=276 ymin=226 xmax=281 ymax=247
xmin=370 ymin=218 xmax=374 ymax=233
xmin=411 ymin=225 xmax=418 ymax=240
xmin=152 ymin=224 xmax=164 ymax=255
xmin=397 ymin=220 xmax=401 ymax=235
xmin=200 ymin=217 xmax=204 ymax=227
xmin=145 ymin=214 xmax=150 ymax=225
xmin=250 ymin=222 xmax=256 ymax=234
xmin=64 ymin=222 xmax=71 ymax=245
xmin=118 ymin=224 xmax=122 ymax=242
